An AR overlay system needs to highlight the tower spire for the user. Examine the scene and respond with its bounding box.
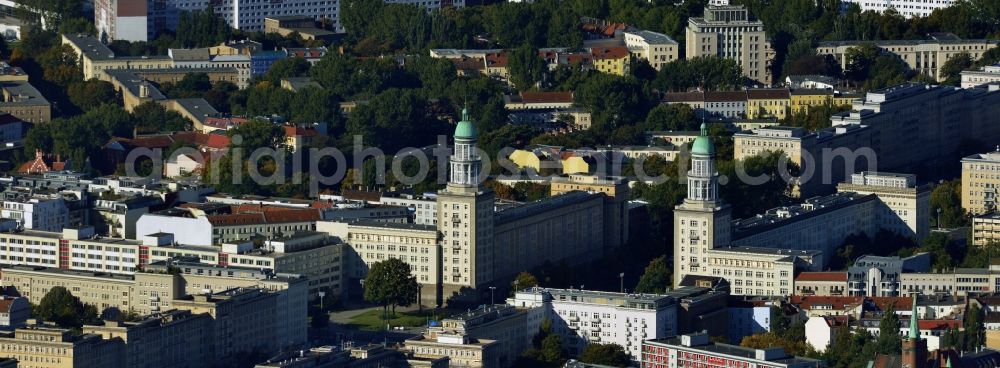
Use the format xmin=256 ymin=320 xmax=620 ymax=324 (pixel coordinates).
xmin=909 ymin=296 xmax=920 ymax=340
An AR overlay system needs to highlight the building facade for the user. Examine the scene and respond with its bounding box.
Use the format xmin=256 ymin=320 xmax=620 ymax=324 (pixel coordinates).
xmin=641 ymin=332 xmax=822 ymax=368
xmin=510 ymin=288 xmax=678 ymax=361
xmin=685 ymin=6 xmax=772 ymax=84
xmin=817 ymin=37 xmax=998 ymax=81
xmin=963 ymin=149 xmax=1000 ymax=215
xmin=961 ymin=64 xmax=1000 ymax=88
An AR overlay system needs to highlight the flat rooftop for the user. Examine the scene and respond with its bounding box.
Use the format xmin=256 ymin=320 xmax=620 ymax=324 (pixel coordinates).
xmin=648 ymin=337 xmax=821 ymax=366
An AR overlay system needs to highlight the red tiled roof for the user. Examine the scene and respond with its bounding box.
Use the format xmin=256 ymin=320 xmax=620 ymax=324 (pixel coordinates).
xmin=519 ymin=92 xmax=573 ymax=104
xmin=917 ymin=319 xmax=961 ymax=330
xmin=283 ymin=125 xmax=319 ymax=137
xmin=0 ymin=299 xmax=14 ymax=313
xmin=823 ymin=315 xmax=850 ymax=327
xmin=590 ymin=46 xmax=629 ymax=60
xmin=451 ymin=56 xmax=485 ymax=71
xmin=795 ymin=272 xmax=848 ymax=282
xmin=869 ymin=297 xmax=912 ymax=312
xmin=485 ymin=53 xmax=508 ymax=68
xmin=18 ymin=149 xmax=68 ymax=174
xmin=342 ymin=189 xmax=381 ymax=203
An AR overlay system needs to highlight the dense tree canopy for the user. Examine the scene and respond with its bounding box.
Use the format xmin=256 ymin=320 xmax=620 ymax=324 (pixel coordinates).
xmin=363 ymin=258 xmax=420 ymax=317
xmin=35 ymin=286 xmax=99 ymax=329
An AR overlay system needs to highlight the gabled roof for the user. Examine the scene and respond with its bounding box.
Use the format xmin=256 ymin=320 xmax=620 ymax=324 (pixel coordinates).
xmin=485 ymin=53 xmax=508 ymax=68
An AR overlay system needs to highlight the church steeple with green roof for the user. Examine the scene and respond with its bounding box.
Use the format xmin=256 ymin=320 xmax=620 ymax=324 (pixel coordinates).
xmin=909 ymin=296 xmax=920 ymax=340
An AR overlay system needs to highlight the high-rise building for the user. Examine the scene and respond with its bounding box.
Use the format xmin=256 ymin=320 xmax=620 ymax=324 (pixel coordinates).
xmin=685 ymin=5 xmax=772 ymax=84
xmin=673 ymin=123 xmax=732 ymax=286
xmin=437 ymin=108 xmax=496 ymax=296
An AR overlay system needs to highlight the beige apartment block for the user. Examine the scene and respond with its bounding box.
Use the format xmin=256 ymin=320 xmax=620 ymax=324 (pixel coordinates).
xmin=963 ymin=150 xmax=1000 ymax=215
xmin=0 ymin=266 xmax=136 ymax=312
xmin=793 ymin=272 xmax=847 ymax=296
xmin=81 ymin=310 xmax=213 ymax=368
xmin=837 ymin=171 xmax=930 ymax=241
xmin=318 ymin=219 xmax=441 ymax=305
xmin=817 ymin=37 xmax=999 ymax=81
xmin=686 ymin=6 xmax=772 ymax=84
xmin=170 ymin=287 xmax=307 ymax=358
xmin=0 ymin=325 xmax=124 ymax=368
xmin=623 ymin=30 xmax=679 ymax=70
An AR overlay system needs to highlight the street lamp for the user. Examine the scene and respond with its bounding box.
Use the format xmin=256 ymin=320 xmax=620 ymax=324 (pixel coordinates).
xmin=318 ymin=290 xmax=326 ymax=310
xmin=488 ymin=286 xmax=496 ymax=306
xmin=619 ymin=273 xmax=625 ymax=293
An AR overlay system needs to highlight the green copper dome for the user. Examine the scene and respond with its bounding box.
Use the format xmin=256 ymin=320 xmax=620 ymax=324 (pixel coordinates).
xmin=454 ymin=107 xmax=477 ymax=139
xmin=690 ymin=122 xmax=715 ymax=156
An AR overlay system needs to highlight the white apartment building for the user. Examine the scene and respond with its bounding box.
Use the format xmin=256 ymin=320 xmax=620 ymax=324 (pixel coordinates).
xmin=685 ymin=5 xmax=772 ymax=84
xmin=623 ymin=30 xmax=679 ymax=71
xmin=134 ymin=205 xmax=318 ymax=246
xmin=0 ymin=195 xmax=70 ymax=232
xmin=962 ymin=64 xmax=1000 ymax=88
xmin=509 ymin=288 xmax=678 ymax=361
xmin=840 ymin=0 xmax=958 ymax=18
xmin=0 ymin=226 xmax=343 ymax=299
xmin=96 ymin=0 xmax=467 ymax=42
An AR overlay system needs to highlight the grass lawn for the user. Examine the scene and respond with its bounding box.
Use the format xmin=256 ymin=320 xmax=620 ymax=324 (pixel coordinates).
xmin=346 ymin=309 xmax=438 ymax=331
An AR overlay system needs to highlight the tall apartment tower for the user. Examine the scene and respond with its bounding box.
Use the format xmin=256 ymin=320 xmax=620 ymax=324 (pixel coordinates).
xmin=685 ymin=5 xmax=772 ymax=85
xmin=673 ymin=123 xmax=732 ymax=287
xmin=437 ymin=109 xmax=495 ymax=300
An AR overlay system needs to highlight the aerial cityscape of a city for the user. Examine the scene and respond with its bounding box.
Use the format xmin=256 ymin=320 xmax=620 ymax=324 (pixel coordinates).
xmin=0 ymin=0 xmax=995 ymax=367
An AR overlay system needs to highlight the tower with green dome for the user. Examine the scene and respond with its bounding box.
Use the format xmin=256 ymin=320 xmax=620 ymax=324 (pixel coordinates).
xmin=672 ymin=122 xmax=732 ymax=288
xmin=437 ymin=107 xmax=495 ymax=301
xmin=448 ymin=108 xmax=482 ymax=189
